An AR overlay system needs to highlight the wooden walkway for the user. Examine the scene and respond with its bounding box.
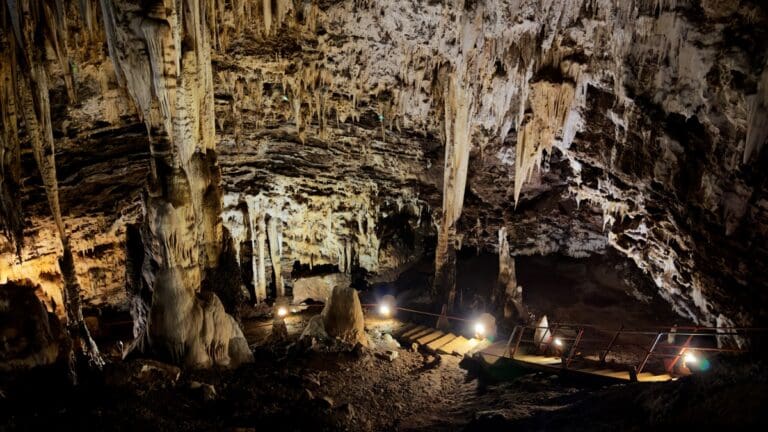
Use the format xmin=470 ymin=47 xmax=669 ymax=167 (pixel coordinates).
xmin=393 ymin=324 xmax=675 ymax=383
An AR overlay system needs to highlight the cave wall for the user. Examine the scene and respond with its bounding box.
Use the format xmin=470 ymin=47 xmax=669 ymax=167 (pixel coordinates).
xmin=1 ymin=0 xmax=767 ymax=332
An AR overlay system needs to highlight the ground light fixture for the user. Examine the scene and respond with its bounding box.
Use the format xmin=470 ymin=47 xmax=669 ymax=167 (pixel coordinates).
xmin=378 ymin=294 xmax=396 ymax=317
xmin=553 ymin=337 xmax=563 ymax=347
xmin=473 ymin=313 xmax=497 ymax=340
xmin=474 ymin=321 xmax=486 ymax=338
xmin=378 ymin=304 xmax=391 ymax=317
xmin=276 ymin=306 xmax=288 ymax=317
xmin=683 ymin=351 xmax=698 ymax=365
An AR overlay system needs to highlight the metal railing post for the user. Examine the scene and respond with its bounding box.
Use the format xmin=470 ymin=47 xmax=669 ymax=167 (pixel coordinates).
xmin=565 ymin=328 xmax=584 ymax=368
xmin=600 ymin=325 xmax=623 ymax=364
xmin=504 ymin=326 xmax=519 ymax=358
xmin=511 ymin=325 xmax=525 ymax=357
xmin=539 ymin=323 xmax=560 ymax=354
xmin=638 ymin=332 xmax=664 ymax=374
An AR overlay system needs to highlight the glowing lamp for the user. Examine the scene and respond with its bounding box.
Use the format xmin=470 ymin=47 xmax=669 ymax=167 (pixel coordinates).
xmin=554 ymin=337 xmax=563 ymax=347
xmin=277 ymin=306 xmax=288 ymax=317
xmin=378 ymin=304 xmax=391 ymax=317
xmin=474 ymin=322 xmax=486 ymax=337
xmin=378 ymin=295 xmax=396 ymax=318
xmin=683 ymin=352 xmax=698 ymax=365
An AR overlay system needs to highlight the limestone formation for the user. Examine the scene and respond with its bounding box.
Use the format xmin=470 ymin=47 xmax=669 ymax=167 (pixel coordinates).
xmin=321 ymin=286 xmax=368 ymax=347
xmin=0 ymin=1 xmax=766 ymax=367
xmin=293 ymin=273 xmax=351 ymax=305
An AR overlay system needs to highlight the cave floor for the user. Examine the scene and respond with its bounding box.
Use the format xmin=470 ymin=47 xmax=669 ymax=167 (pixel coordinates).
xmin=2 ymin=312 xmax=766 ymax=431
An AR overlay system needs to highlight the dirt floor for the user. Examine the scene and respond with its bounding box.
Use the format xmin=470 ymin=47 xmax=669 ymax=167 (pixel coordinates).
xmin=2 ymin=311 xmax=766 ymax=431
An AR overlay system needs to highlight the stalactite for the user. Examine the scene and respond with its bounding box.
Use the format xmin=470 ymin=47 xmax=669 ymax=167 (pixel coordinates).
xmin=2 ymin=0 xmax=104 ymax=373
xmin=257 ymin=215 xmax=267 ymax=302
xmin=267 ymin=215 xmax=285 ymax=297
xmin=513 ymin=80 xmax=576 ymax=203
xmin=433 ymin=71 xmax=473 ymax=311
xmin=0 ymin=31 xmax=23 ymax=256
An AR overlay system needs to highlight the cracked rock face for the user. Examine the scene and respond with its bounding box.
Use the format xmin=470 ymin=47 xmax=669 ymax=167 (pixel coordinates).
xmin=1 ymin=0 xmax=767 ymax=349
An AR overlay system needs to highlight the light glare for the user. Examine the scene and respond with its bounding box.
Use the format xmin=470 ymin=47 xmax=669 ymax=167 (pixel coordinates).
xmin=277 ymin=306 xmax=288 ymax=317
xmin=683 ymin=352 xmax=698 ymax=365
xmin=474 ymin=322 xmax=486 ymax=336
xmin=379 ymin=304 xmax=391 ymax=316
xmin=554 ymin=337 xmax=563 ymax=347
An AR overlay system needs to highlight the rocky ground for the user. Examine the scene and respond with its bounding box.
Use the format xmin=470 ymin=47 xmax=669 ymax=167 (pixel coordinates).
xmin=2 ymin=310 xmax=766 ymax=432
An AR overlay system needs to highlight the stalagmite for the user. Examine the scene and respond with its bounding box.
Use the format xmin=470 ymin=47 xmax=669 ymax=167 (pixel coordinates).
xmin=495 ymin=227 xmax=524 ymax=320
xmin=244 ymin=199 xmax=267 ymax=303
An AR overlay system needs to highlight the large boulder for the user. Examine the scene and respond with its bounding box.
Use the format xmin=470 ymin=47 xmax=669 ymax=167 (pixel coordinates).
xmin=292 ymin=273 xmax=351 ymax=305
xmin=321 ymin=286 xmax=368 ymax=347
xmin=0 ymin=280 xmax=60 ymax=371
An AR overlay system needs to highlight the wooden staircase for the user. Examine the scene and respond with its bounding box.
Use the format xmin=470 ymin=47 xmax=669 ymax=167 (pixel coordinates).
xmin=393 ymin=323 xmax=676 ymax=383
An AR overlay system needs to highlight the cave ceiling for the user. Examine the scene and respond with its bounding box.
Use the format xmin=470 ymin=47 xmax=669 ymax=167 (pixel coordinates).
xmin=1 ymin=0 xmax=767 ymax=330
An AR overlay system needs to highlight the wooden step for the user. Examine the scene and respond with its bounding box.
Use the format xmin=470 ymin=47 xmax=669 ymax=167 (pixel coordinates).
xmin=393 ymin=323 xmax=418 ymax=337
xmin=403 ymin=327 xmax=435 ymax=343
xmin=425 ymin=333 xmax=458 ymax=352
xmin=437 ymin=336 xmax=470 ymax=355
xmin=479 ymin=341 xmax=510 ymax=358
xmin=592 ymin=369 xmax=631 ymax=380
xmin=400 ymin=325 xmax=428 ymax=339
xmin=454 ymin=338 xmax=482 ymax=356
xmin=415 ymin=330 xmax=445 ymax=345
xmin=637 ymin=373 xmax=674 ymax=382
xmin=513 ymin=354 xmax=562 ymax=365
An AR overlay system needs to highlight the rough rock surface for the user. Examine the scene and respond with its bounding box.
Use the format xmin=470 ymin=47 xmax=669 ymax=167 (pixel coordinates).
xmin=321 ymin=286 xmax=368 ymax=347
xmin=1 ymin=0 xmax=767 ymax=339
xmin=0 ymin=280 xmax=60 ymax=371
xmin=292 ymin=273 xmax=350 ymax=304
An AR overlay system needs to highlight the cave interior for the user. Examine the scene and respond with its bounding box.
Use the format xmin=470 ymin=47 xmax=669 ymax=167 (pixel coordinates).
xmin=1 ymin=0 xmax=767 ymax=430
